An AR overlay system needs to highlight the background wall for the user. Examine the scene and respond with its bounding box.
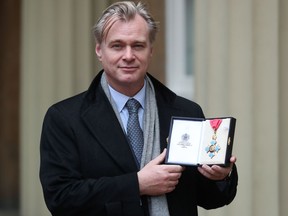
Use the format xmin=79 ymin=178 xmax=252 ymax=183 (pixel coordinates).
xmin=0 ymin=0 xmax=20 ymax=214
xmin=193 ymin=1 xmax=286 ymax=216
xmin=0 ymin=0 xmax=287 ymax=215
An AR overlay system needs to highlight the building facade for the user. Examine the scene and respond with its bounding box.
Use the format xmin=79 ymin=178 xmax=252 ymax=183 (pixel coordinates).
xmin=1 ymin=0 xmax=287 ymax=216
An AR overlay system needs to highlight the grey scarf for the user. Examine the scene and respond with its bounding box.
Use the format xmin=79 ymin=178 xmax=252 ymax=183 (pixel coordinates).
xmin=101 ymin=73 xmax=169 ymax=216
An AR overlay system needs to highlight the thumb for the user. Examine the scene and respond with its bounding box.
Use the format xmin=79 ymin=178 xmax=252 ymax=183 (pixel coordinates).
xmin=149 ymin=148 xmax=167 ymax=165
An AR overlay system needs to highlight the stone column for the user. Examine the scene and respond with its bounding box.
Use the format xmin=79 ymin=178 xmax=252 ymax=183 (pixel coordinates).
xmin=194 ymin=0 xmax=280 ymax=216
xmin=279 ymin=0 xmax=288 ymax=216
xmin=20 ymin=0 xmax=104 ymax=215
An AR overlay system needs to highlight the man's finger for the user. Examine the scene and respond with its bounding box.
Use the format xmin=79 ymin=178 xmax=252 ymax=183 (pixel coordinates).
xmin=149 ymin=148 xmax=167 ymax=165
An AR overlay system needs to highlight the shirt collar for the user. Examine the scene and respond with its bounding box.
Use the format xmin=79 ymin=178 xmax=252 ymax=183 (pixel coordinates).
xmin=108 ymin=80 xmax=146 ymax=112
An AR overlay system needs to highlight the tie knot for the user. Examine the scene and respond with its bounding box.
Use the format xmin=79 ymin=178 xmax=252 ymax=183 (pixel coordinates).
xmin=126 ymin=98 xmax=141 ymax=114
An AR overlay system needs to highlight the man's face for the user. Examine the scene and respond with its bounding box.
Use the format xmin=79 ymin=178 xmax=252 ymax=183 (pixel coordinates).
xmin=95 ymin=14 xmax=153 ymax=96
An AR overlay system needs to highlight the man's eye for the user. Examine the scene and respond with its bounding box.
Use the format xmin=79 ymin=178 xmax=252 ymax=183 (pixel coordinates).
xmin=133 ymin=44 xmax=145 ymax=50
xmin=111 ymin=44 xmax=122 ymax=49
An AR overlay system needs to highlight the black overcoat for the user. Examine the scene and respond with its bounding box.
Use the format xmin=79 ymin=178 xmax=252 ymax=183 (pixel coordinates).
xmin=40 ymin=70 xmax=238 ymax=216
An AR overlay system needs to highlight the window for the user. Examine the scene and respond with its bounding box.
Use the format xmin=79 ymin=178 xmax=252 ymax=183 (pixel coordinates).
xmin=165 ymin=0 xmax=195 ymax=100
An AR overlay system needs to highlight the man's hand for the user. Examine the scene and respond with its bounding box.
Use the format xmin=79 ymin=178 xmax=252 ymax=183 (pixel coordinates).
xmin=197 ymin=156 xmax=237 ymax=181
xmin=137 ymin=149 xmax=185 ymax=196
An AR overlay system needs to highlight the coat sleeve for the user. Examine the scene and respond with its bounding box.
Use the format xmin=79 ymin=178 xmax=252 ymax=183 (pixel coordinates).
xmin=195 ymin=164 xmax=238 ymax=209
xmin=39 ymin=106 xmax=143 ymax=216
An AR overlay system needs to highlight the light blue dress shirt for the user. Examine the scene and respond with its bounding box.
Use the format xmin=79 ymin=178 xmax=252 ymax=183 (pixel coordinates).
xmin=108 ymin=81 xmax=146 ymax=133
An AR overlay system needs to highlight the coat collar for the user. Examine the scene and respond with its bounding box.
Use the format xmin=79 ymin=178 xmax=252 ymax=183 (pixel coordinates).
xmin=84 ymin=70 xmax=177 ymax=106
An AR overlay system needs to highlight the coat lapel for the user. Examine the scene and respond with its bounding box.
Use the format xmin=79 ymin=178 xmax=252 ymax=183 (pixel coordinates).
xmin=80 ymin=73 xmax=138 ymax=172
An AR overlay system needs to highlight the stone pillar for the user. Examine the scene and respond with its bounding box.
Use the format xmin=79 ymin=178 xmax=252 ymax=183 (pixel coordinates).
xmin=20 ymin=0 xmax=103 ymax=215
xmin=194 ymin=0 xmax=280 ymax=216
xmin=251 ymin=0 xmax=279 ymax=215
xmin=279 ymin=0 xmax=288 ymax=216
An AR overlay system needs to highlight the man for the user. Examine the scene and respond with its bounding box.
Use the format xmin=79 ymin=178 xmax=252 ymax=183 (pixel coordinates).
xmin=40 ymin=1 xmax=238 ymax=216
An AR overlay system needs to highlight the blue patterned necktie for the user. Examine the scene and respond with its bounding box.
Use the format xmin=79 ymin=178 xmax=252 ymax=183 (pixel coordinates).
xmin=126 ymin=98 xmax=144 ymax=167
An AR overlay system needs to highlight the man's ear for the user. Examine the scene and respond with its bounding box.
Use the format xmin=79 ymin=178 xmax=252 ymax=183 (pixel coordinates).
xmin=150 ymin=46 xmax=153 ymax=58
xmin=95 ymin=44 xmax=102 ymax=61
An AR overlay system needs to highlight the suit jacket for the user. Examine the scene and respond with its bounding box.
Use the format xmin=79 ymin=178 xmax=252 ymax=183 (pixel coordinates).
xmin=40 ymin=70 xmax=238 ymax=216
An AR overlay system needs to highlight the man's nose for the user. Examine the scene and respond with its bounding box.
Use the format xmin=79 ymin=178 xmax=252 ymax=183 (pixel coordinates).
xmin=123 ymin=47 xmax=135 ymax=61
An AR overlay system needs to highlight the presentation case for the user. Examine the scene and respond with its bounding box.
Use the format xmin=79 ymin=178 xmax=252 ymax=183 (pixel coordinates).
xmin=165 ymin=117 xmax=236 ymax=166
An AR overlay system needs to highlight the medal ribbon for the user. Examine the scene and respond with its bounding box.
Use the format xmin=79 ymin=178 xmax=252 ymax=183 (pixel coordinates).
xmin=210 ymin=119 xmax=222 ymax=131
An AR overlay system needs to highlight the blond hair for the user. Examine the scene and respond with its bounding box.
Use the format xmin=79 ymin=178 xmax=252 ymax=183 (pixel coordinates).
xmin=92 ymin=1 xmax=158 ymax=44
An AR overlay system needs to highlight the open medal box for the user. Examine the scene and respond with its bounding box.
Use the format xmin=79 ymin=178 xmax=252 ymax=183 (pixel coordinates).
xmin=165 ymin=117 xmax=236 ymax=167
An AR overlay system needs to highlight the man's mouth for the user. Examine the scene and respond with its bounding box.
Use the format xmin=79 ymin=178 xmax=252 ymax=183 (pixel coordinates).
xmin=119 ymin=66 xmax=138 ymax=71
